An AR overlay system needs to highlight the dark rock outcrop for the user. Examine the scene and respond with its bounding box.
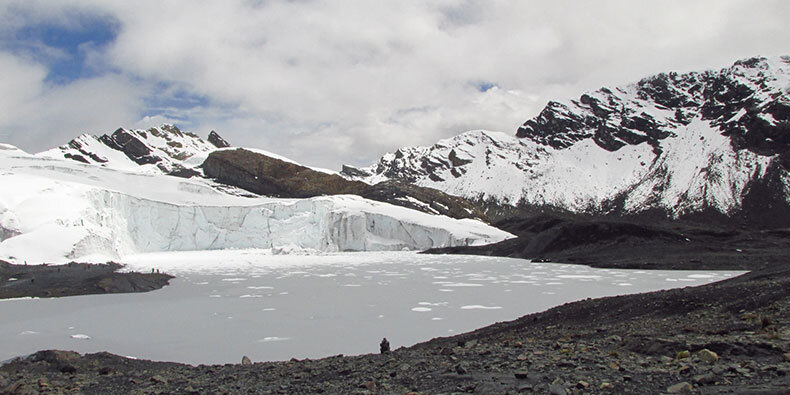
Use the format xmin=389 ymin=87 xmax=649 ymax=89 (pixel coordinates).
xmin=63 ymin=153 xmax=89 ymax=164
xmin=207 ymin=130 xmax=230 ymax=148
xmin=98 ymin=128 xmax=161 ymax=165
xmin=63 ymin=137 xmax=109 ymax=164
xmin=340 ymin=165 xmax=372 ymax=179
xmin=166 ymin=166 xmax=202 ymax=179
xmin=202 ymin=148 xmax=366 ymax=198
xmin=55 ymin=125 xmax=220 ymax=172
xmin=0 ymin=226 xmax=20 ymax=242
xmin=739 ymin=155 xmax=790 ymax=229
xmin=202 ymin=149 xmax=488 ymax=220
xmin=360 ymin=180 xmax=487 ymax=220
xmin=518 ymin=56 xmax=789 ymax=157
xmin=426 ymin=213 xmax=790 ymax=270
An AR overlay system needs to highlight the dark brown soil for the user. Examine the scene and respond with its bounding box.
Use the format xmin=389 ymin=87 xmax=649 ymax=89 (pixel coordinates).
xmin=0 ymin=261 xmax=173 ymax=300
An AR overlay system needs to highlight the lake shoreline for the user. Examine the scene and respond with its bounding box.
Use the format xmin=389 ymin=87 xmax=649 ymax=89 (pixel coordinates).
xmin=0 ymin=261 xmax=173 ymax=300
xmin=425 ymin=214 xmax=790 ymax=271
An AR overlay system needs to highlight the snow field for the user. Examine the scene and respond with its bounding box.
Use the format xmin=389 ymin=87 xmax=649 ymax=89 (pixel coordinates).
xmin=0 ymin=146 xmax=511 ymax=264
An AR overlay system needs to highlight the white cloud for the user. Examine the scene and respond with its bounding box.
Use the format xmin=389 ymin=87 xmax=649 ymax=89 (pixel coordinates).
xmin=0 ymin=51 xmax=148 ymax=151
xmin=1 ymin=0 xmax=789 ymax=167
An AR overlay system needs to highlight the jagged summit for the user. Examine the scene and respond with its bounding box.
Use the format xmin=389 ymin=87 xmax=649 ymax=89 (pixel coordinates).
xmin=344 ymin=56 xmax=790 ymax=226
xmin=208 ymin=130 xmax=230 ymax=148
xmin=39 ymin=124 xmax=231 ymax=175
xmin=516 ymin=56 xmax=790 ymax=154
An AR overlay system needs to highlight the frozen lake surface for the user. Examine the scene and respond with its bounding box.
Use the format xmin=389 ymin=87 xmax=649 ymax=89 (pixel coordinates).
xmin=1 ymin=251 xmax=742 ymax=364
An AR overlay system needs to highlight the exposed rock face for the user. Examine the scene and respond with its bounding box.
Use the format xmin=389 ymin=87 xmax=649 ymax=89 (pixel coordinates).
xmin=517 ymin=57 xmax=790 ymax=156
xmin=41 ymin=124 xmax=220 ymax=174
xmin=99 ymin=128 xmax=160 ymax=165
xmin=203 ymin=149 xmax=366 ymax=198
xmin=345 ymin=56 xmax=790 ymax=227
xmin=360 ymin=180 xmax=487 ymax=220
xmin=208 ymin=130 xmax=230 ymax=148
xmin=340 ymin=164 xmax=372 ymax=179
xmin=203 ymin=149 xmax=488 ymax=220
xmin=65 ymin=138 xmax=108 ymax=164
xmin=0 ymin=226 xmax=20 ymax=243
xmin=166 ymin=167 xmax=202 ymax=179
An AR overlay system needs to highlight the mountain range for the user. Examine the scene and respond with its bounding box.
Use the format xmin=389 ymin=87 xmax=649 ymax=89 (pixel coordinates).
xmin=0 ymin=130 xmax=509 ymax=264
xmin=343 ymin=56 xmax=790 ymax=227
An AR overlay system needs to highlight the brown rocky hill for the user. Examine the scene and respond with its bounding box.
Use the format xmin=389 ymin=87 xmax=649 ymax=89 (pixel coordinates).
xmin=202 ymin=148 xmax=489 ymax=221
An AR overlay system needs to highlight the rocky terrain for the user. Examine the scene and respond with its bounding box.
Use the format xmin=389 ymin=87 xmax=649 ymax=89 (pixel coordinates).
xmin=1 ymin=254 xmax=787 ymax=394
xmin=0 ymin=261 xmax=172 ymax=299
xmin=41 ymin=125 xmax=225 ymax=176
xmin=202 ymin=148 xmax=488 ymax=220
xmin=427 ymin=214 xmax=790 ymax=271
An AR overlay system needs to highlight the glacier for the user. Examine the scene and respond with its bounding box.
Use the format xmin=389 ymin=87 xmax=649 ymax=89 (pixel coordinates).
xmin=0 ymin=144 xmax=511 ymax=264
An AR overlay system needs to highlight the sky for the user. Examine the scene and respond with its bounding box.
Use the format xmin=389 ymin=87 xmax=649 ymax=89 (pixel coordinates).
xmin=0 ymin=1 xmax=788 ymax=169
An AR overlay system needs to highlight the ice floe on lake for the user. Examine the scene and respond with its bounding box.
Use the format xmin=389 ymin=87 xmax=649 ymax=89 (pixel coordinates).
xmin=0 ymin=252 xmax=744 ymax=364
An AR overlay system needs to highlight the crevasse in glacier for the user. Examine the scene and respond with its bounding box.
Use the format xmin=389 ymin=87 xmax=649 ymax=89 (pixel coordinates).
xmin=79 ymin=191 xmax=504 ymax=256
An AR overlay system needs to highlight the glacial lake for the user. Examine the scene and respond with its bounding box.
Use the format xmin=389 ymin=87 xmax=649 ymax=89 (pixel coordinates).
xmin=0 ymin=251 xmax=743 ymax=364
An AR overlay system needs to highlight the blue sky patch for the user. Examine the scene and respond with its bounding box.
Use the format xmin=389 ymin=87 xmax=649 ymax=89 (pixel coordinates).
xmin=5 ymin=14 xmax=119 ymax=84
xmin=475 ymin=81 xmax=498 ymax=92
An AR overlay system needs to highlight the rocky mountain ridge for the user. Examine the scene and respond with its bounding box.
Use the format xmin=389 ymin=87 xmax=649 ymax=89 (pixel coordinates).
xmin=40 ymin=124 xmax=228 ymax=176
xmin=202 ymin=148 xmax=489 ymax=220
xmin=344 ymin=56 xmax=790 ymax=227
xmin=36 ymin=125 xmax=489 ymax=221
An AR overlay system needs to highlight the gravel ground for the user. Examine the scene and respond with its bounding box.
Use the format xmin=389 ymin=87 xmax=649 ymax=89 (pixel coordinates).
xmin=1 ymin=264 xmax=788 ymax=394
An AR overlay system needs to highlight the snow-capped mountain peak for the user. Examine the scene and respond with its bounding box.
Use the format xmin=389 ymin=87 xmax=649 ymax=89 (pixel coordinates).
xmin=344 ymin=56 xmax=790 ymax=226
xmin=516 ymin=56 xmax=790 ymax=154
xmin=39 ymin=124 xmax=227 ymax=174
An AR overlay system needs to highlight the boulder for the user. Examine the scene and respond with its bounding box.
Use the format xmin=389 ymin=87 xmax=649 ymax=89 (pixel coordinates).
xmin=696 ymin=349 xmax=718 ymax=364
xmin=667 ymin=382 xmax=693 ymax=393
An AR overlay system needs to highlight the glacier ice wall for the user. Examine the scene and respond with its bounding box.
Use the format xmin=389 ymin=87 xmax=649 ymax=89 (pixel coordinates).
xmin=64 ymin=191 xmax=510 ymax=260
xmin=0 ymin=144 xmax=511 ymax=263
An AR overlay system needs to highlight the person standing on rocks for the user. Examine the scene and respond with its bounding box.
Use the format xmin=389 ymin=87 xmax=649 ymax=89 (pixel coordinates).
xmin=380 ymin=338 xmax=390 ymax=354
